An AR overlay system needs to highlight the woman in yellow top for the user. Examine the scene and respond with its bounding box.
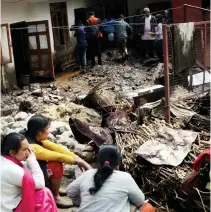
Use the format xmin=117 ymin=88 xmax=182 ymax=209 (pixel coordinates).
xmin=25 ymin=115 xmax=92 ymax=208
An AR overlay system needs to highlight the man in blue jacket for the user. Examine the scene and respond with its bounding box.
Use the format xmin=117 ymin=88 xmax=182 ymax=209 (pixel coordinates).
xmin=73 ymin=20 xmax=88 ymax=70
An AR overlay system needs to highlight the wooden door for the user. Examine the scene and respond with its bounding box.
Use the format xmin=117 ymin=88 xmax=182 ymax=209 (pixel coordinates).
xmin=27 ymin=20 xmax=54 ymax=79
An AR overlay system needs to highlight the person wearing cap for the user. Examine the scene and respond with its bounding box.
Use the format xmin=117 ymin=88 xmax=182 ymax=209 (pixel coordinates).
xmin=115 ymin=14 xmax=133 ymax=60
xmin=67 ymin=145 xmax=155 ymax=212
xmin=139 ymin=7 xmax=157 ymax=59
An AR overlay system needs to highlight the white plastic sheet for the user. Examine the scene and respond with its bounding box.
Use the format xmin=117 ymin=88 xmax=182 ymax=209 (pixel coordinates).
xmin=135 ymin=126 xmax=198 ymax=166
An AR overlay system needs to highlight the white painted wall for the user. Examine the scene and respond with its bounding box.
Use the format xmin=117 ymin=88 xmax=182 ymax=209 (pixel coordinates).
xmin=2 ymin=0 xmax=91 ymax=52
xmin=1 ymin=0 xmax=92 ymax=86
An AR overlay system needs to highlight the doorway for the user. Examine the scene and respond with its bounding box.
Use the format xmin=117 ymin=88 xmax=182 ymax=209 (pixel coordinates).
xmin=10 ymin=21 xmax=29 ymax=86
xmin=27 ymin=20 xmax=54 ymax=79
xmin=10 ymin=20 xmax=54 ymax=83
xmin=74 ymin=8 xmax=86 ymax=25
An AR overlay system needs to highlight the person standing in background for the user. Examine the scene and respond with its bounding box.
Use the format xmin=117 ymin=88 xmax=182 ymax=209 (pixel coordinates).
xmin=154 ymin=14 xmax=163 ymax=62
xmin=162 ymin=10 xmax=172 ymax=24
xmin=115 ymin=14 xmax=132 ymax=61
xmin=139 ymin=8 xmax=157 ymax=59
xmin=102 ymin=13 xmax=115 ymax=50
xmin=73 ymin=20 xmax=88 ymax=71
xmin=87 ymin=11 xmax=103 ymax=67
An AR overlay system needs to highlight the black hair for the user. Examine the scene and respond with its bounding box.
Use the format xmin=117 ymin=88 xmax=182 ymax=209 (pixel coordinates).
xmin=155 ymin=14 xmax=163 ymax=23
xmin=119 ymin=14 xmax=124 ymax=19
xmin=26 ymin=115 xmax=50 ymax=139
xmin=89 ymin=145 xmax=121 ymax=194
xmin=89 ymin=11 xmax=94 ymax=16
xmin=76 ymin=20 xmax=83 ymax=25
xmin=1 ymin=133 xmax=26 ymax=155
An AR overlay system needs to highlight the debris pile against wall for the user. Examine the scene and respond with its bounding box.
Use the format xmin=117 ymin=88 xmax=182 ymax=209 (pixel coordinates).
xmin=1 ymin=53 xmax=210 ymax=211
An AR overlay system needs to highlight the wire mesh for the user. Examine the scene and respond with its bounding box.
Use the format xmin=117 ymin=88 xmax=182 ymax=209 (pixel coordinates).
xmin=165 ymin=7 xmax=210 ymax=103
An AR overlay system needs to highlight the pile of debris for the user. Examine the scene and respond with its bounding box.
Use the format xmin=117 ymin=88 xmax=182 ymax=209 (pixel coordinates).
xmin=114 ymin=117 xmax=209 ymax=210
xmin=1 ymin=53 xmax=210 ymax=211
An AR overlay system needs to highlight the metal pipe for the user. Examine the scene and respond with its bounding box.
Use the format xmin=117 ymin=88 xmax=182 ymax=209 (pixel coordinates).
xmin=163 ymin=24 xmax=170 ymax=123
xmin=202 ymin=23 xmax=207 ymax=93
xmin=183 ymin=4 xmax=211 ymax=12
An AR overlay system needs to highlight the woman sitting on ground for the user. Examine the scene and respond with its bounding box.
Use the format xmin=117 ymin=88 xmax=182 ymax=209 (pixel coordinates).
xmin=1 ymin=133 xmax=57 ymax=212
xmin=67 ymin=145 xmax=155 ymax=212
xmin=25 ymin=115 xmax=92 ymax=208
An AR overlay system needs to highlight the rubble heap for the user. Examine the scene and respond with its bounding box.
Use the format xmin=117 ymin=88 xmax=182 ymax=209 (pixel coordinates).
xmin=1 ymin=52 xmax=210 ymax=212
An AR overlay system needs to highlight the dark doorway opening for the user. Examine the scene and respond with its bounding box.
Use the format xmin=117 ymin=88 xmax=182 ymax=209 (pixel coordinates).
xmin=10 ymin=21 xmax=30 ymax=86
xmin=74 ymin=8 xmax=86 ymax=25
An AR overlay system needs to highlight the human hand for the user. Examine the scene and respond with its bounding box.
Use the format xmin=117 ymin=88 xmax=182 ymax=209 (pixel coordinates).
xmin=75 ymin=157 xmax=92 ymax=171
xmin=28 ymin=147 xmax=36 ymax=158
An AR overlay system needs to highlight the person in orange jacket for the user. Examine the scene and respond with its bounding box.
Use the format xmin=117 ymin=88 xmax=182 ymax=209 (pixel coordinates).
xmin=25 ymin=115 xmax=92 ymax=208
xmin=87 ymin=11 xmax=103 ymax=66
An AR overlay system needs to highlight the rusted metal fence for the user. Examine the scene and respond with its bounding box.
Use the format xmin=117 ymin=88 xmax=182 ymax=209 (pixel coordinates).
xmin=163 ymin=5 xmax=210 ymax=123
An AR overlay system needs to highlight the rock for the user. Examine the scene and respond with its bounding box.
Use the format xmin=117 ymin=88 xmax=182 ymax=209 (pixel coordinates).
xmin=19 ymin=101 xmax=32 ymax=112
xmin=1 ymin=116 xmax=14 ymax=123
xmin=48 ymin=133 xmax=57 ymax=143
xmin=13 ymin=91 xmax=24 ymax=96
xmin=2 ymin=127 xmax=14 ymax=136
xmin=49 ymin=121 xmax=70 ymax=136
xmin=64 ymin=164 xmax=76 ymax=178
xmin=2 ymin=127 xmax=22 ymax=136
xmin=6 ymin=122 xmax=15 ymax=128
xmin=74 ymin=143 xmax=86 ymax=154
xmin=123 ymin=73 xmax=130 ymax=79
xmin=12 ymin=121 xmax=26 ymax=129
xmin=57 ymin=137 xmax=78 ymax=150
xmin=59 ymin=126 xmax=69 ymax=134
xmin=31 ymin=89 xmax=43 ymax=97
xmin=23 ymin=86 xmax=29 ymax=90
xmin=43 ymin=96 xmax=50 ymax=104
xmin=48 ymin=94 xmax=63 ymax=100
xmin=41 ymin=102 xmax=102 ymax=126
xmin=56 ymin=131 xmax=73 ymax=139
xmin=98 ymin=73 xmax=105 ymax=77
xmin=15 ymin=96 xmax=24 ymax=103
xmin=1 ymin=106 xmax=17 ymax=116
xmin=1 ymin=120 xmax=8 ymax=130
xmin=30 ymin=83 xmax=41 ymax=90
xmin=14 ymin=112 xmax=28 ymax=121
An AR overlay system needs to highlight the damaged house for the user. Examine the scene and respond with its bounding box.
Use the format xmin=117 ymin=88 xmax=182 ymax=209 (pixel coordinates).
xmin=1 ymin=0 xmax=129 ymax=88
xmin=1 ymin=0 xmax=96 ymax=87
xmin=1 ymin=0 xmax=209 ymax=89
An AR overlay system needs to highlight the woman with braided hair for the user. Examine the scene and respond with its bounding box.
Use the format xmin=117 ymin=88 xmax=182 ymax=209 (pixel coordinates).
xmin=67 ymin=145 xmax=155 ymax=212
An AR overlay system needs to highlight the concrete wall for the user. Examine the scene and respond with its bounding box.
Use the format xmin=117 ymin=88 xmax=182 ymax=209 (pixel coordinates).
xmin=1 ymin=0 xmax=91 ymax=87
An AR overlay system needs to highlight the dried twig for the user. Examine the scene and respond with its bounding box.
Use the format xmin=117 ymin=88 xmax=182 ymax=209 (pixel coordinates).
xmin=194 ymin=187 xmax=207 ymax=212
